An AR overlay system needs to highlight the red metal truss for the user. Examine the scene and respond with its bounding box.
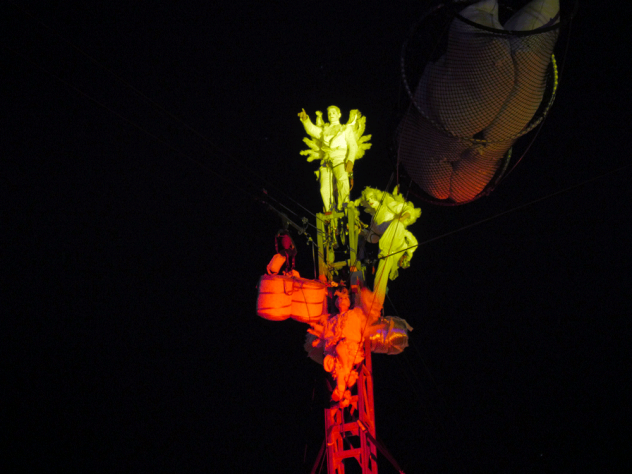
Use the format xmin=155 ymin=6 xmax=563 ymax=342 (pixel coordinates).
xmin=323 ymin=338 xmax=378 ymax=474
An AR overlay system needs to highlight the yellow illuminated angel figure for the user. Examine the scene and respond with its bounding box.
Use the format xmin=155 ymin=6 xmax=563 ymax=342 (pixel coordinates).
xmin=298 ymin=107 xmax=371 ymax=212
xmin=355 ymin=187 xmax=421 ymax=307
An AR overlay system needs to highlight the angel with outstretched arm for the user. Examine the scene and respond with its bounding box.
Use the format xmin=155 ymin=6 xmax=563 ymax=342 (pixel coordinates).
xmin=298 ymin=106 xmax=371 ymax=212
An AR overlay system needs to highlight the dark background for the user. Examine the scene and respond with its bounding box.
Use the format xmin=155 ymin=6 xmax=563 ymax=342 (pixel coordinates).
xmin=4 ymin=1 xmax=631 ymax=472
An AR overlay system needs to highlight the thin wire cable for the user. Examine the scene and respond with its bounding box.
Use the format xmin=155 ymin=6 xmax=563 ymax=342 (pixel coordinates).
xmin=7 ymin=0 xmax=318 ymax=221
xmin=6 ymin=45 xmax=262 ymax=199
xmin=386 ymin=293 xmax=468 ymax=472
xmin=380 ymin=161 xmax=632 ymax=259
xmin=501 ymin=4 xmax=577 ymax=184
xmin=6 ymin=42 xmax=321 ymax=246
xmin=336 ymin=157 xmax=630 ymax=410
xmin=8 ymin=40 xmax=327 ymax=258
xmin=386 ymin=295 xmax=459 ymax=426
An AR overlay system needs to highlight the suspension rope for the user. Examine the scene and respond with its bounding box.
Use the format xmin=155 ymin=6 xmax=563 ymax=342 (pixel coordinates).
xmin=7 ymin=0 xmax=318 ymax=222
xmin=10 ymin=38 xmax=325 ymax=254
xmin=336 ymin=157 xmax=631 ymax=408
xmin=8 ymin=44 xmax=258 ymax=191
xmin=380 ymin=161 xmax=632 ymax=259
xmin=386 ymin=294 xmax=468 ymax=472
xmin=501 ymin=2 xmax=578 ymax=184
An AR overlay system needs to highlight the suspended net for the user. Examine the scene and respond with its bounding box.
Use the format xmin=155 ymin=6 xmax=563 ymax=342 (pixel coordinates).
xmin=397 ymin=0 xmax=562 ymax=205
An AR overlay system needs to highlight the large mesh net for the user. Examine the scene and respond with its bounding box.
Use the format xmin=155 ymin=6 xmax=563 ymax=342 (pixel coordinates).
xmin=398 ymin=1 xmax=561 ymax=204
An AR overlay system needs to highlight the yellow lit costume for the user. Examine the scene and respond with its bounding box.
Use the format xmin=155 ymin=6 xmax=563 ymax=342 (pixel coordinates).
xmin=355 ymin=187 xmax=421 ymax=307
xmin=299 ymin=107 xmax=371 ymax=212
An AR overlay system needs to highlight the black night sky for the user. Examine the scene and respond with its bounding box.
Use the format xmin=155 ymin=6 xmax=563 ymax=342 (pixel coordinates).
xmin=4 ymin=1 xmax=631 ymax=472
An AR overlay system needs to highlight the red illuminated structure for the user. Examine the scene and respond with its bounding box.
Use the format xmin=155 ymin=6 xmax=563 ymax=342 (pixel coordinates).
xmin=259 ymin=195 xmax=410 ymax=473
xmin=312 ymin=337 xmax=379 ymax=473
xmin=259 ymin=108 xmax=412 ymax=473
xmin=309 ymin=210 xmax=405 ymax=474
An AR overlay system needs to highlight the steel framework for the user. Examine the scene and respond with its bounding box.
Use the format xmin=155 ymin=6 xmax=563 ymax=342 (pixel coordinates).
xmin=324 ymin=337 xmax=378 ymax=473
